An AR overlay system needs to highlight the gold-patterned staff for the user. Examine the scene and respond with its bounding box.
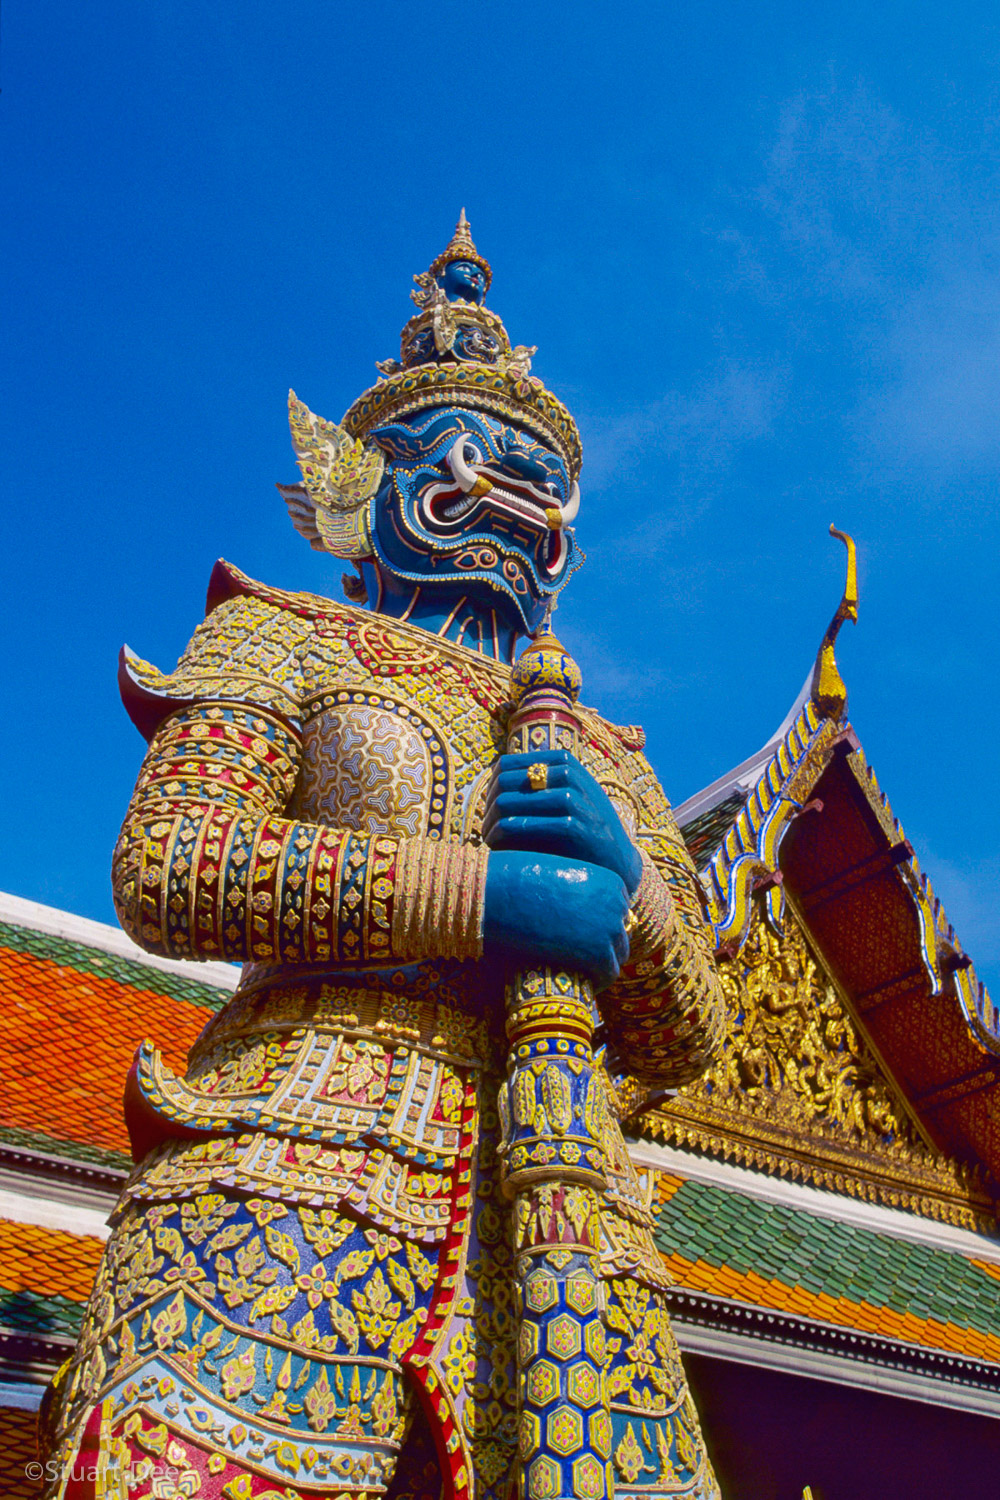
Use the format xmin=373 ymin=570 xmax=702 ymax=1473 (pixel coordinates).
xmin=499 ymin=629 xmax=614 ymax=1500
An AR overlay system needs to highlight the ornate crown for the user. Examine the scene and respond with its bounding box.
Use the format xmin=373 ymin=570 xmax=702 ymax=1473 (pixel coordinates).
xmin=427 ymin=207 xmax=492 ymax=288
xmin=340 ymin=214 xmax=582 ymax=480
xmin=282 ymin=219 xmax=584 ymax=565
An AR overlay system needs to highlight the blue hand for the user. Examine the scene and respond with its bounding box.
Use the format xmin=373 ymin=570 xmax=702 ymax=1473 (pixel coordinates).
xmin=483 ymin=750 xmax=643 ymax=897
xmin=483 ymin=850 xmax=630 ymax=990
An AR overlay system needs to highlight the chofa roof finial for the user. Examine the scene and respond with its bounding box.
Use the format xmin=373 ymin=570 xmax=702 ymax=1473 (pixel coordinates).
xmin=811 ymin=524 xmax=859 ymax=720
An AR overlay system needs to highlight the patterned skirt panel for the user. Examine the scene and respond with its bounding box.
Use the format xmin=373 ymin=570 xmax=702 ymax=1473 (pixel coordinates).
xmin=44 ymin=990 xmax=719 ymax=1500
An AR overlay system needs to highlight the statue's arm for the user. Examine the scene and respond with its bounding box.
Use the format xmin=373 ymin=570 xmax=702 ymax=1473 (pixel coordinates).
xmin=598 ymin=826 xmax=727 ymax=1089
xmin=113 ymin=704 xmax=485 ymax=967
xmin=112 ymin=599 xmax=488 ymax=968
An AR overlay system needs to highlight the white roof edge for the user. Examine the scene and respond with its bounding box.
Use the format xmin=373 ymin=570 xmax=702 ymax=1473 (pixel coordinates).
xmin=0 ymin=890 xmax=239 ymax=991
xmin=673 ymin=747 xmax=775 ymax=826
xmin=671 ymin=1322 xmax=1000 ymax=1419
xmin=769 ymin=664 xmax=815 ymax=744
xmin=0 ymin=1184 xmax=111 ymax=1240
xmin=0 ymin=1381 xmax=44 ymax=1409
xmin=673 ymin=666 xmax=814 ymax=827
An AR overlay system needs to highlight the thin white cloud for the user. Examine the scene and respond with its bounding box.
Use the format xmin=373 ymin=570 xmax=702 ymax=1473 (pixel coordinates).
xmin=865 ymin=273 xmax=1000 ymax=469
xmin=711 ymin=78 xmax=1000 ymax=480
xmin=581 ymin=357 xmax=789 ymax=493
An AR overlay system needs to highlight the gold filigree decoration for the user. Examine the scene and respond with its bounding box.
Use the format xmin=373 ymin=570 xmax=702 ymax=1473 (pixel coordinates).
xmin=281 ymin=391 xmax=385 ymax=560
xmin=641 ymin=911 xmax=994 ymax=1230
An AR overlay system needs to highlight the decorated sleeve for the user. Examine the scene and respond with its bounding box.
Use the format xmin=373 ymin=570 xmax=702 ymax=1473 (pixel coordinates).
xmin=112 ymin=603 xmax=488 ymax=967
xmin=598 ymin=823 xmax=727 ymax=1089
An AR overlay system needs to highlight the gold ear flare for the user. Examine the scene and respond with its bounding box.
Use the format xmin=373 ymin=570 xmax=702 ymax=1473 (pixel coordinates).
xmin=811 ymin=524 xmax=859 ymax=720
xmin=286 ymin=390 xmax=384 ymax=559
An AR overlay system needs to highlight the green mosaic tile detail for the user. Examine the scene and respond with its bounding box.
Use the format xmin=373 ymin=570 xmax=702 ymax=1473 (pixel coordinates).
xmin=0 ymin=919 xmax=232 ymax=1011
xmin=0 ymin=1123 xmax=129 ymax=1173
xmin=654 ymin=1177 xmax=1000 ymax=1340
xmin=0 ymin=1289 xmax=84 ymax=1340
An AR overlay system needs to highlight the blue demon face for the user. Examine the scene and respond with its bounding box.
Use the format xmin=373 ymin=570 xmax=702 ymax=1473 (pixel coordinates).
xmin=436 ymin=259 xmax=487 ymax=305
xmin=367 ymin=407 xmax=580 ymax=636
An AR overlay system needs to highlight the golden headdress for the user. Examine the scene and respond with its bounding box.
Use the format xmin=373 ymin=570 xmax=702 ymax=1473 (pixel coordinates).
xmin=282 ymin=217 xmax=583 ymax=562
xmin=342 ymin=214 xmax=582 ymax=480
xmin=427 ymin=208 xmax=492 ymax=289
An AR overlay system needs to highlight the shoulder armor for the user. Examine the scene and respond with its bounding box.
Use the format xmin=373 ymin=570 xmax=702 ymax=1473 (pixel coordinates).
xmin=206 ymin=558 xmax=366 ymax=631
xmin=577 ymin=703 xmax=647 ymax=757
xmin=119 ymin=561 xmax=343 ymax=741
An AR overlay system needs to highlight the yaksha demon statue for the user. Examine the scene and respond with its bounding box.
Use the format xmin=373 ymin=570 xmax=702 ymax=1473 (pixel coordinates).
xmin=46 ymin=215 xmax=727 ymax=1500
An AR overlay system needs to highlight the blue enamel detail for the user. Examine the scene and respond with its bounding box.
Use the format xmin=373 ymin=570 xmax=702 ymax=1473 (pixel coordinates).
xmin=363 ymin=407 xmax=580 ymax=645
xmin=437 ymin=258 xmax=487 ymax=306
xmin=482 ymin=850 xmax=630 ymax=990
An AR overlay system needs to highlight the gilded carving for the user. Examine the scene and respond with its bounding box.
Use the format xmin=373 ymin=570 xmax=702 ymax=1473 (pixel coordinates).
xmin=645 ymin=910 xmax=993 ymax=1229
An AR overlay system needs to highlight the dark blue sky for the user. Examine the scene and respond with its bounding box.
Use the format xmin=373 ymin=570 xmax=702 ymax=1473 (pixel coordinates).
xmin=2 ymin=2 xmax=997 ymax=991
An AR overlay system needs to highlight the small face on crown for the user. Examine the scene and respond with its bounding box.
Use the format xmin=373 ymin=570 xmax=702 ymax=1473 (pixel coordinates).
xmin=437 ymin=258 xmax=488 ymax=306
xmin=367 ymin=406 xmax=580 ymax=635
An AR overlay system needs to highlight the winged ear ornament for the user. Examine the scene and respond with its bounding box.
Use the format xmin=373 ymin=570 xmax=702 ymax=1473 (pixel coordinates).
xmin=278 ymin=390 xmax=386 ymax=559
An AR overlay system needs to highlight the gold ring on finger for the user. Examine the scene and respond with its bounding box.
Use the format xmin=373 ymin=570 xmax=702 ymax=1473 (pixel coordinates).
xmin=527 ymin=763 xmax=549 ymax=792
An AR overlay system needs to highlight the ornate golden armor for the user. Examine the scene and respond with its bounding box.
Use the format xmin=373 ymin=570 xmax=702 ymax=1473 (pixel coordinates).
xmin=44 ymin=215 xmax=725 ymax=1500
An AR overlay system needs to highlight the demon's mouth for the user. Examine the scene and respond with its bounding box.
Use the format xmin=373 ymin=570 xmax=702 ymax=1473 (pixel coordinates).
xmin=414 ymin=435 xmax=578 ymax=576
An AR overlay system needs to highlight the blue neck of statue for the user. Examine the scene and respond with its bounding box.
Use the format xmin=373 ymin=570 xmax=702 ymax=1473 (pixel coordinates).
xmin=359 ymin=562 xmax=522 ymax=663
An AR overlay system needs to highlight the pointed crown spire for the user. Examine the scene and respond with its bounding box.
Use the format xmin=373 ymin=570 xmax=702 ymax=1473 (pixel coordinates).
xmin=339 ymin=214 xmax=582 ymax=481
xmin=428 ymin=208 xmax=492 ymax=290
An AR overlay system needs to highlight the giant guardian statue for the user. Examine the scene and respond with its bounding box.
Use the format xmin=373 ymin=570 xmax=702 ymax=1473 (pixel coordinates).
xmin=45 ymin=215 xmax=726 ymax=1500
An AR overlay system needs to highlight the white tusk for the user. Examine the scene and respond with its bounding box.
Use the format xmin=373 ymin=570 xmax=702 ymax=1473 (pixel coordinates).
xmin=561 ymin=480 xmax=581 ymax=524
xmin=447 ymin=435 xmax=492 ymax=497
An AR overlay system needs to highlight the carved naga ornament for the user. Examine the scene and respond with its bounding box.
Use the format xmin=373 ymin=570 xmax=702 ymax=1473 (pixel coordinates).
xmin=43 ymin=214 xmax=727 ymax=1500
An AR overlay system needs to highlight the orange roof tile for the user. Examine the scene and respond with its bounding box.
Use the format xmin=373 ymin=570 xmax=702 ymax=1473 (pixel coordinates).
xmin=2 ymin=946 xmax=214 ymax=1157
xmin=667 ymin=1250 xmax=1000 ymax=1364
xmin=655 ymin=1172 xmax=685 ymax=1206
xmin=0 ymin=1407 xmax=39 ymax=1498
xmin=0 ymin=1218 xmax=104 ymax=1304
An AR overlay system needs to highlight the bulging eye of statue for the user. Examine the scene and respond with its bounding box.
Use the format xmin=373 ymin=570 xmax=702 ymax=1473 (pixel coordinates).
xmin=409 ymin=433 xmax=579 ymax=581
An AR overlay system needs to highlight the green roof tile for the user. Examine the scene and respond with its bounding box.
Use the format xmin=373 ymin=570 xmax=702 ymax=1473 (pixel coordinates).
xmin=0 ymin=919 xmax=232 ymax=1011
xmin=679 ymin=792 xmax=749 ymax=872
xmin=0 ymin=1289 xmax=84 ymax=1340
xmin=0 ymin=1122 xmax=129 ymax=1171
xmin=654 ymin=1176 xmax=1000 ymax=1341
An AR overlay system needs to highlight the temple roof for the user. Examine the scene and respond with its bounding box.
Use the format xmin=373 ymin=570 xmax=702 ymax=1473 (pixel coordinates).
xmin=674 ymin=669 xmax=813 ymax=870
xmin=0 ymin=892 xmax=236 ymax=1179
xmin=0 ymin=1406 xmax=38 ymax=1500
xmin=642 ymin=1154 xmax=1000 ymax=1417
xmin=668 ymin=649 xmax=999 ymax=1186
xmin=0 ymin=891 xmax=236 ymax=1419
xmin=635 ymin=568 xmax=1000 ymax=1421
xmin=0 ymin=1215 xmax=104 ymax=1347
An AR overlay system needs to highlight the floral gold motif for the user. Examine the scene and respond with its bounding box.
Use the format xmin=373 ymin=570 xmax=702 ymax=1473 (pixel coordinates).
xmin=646 ymin=911 xmax=992 ymax=1229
